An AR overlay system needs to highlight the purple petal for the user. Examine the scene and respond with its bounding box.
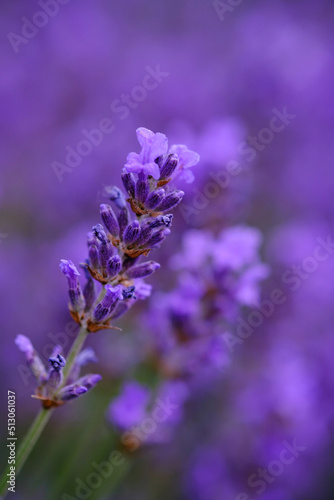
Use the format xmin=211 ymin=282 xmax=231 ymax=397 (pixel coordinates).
xmin=59 ymin=259 xmax=80 ymax=278
xmin=169 ymin=144 xmax=200 ymax=169
xmin=109 ymin=381 xmax=150 ymax=429
xmin=136 ymin=127 xmax=168 ymax=164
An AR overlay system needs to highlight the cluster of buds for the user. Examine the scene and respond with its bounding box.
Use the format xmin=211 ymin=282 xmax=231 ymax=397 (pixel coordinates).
xmin=60 ymin=128 xmax=199 ymax=333
xmin=15 ymin=335 xmax=100 ymax=408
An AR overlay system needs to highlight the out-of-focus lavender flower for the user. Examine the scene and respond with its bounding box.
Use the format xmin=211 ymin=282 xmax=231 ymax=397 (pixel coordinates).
xmin=133 ymin=225 xmax=268 ymax=394
xmin=108 ymin=379 xmax=189 ymax=449
xmin=109 ymin=381 xmax=151 ymax=429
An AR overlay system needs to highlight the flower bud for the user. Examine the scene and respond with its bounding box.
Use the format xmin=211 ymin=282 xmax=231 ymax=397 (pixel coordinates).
xmin=123 ymin=220 xmax=141 ymax=246
xmin=92 ymin=223 xmax=108 ymax=244
xmin=145 ymin=188 xmax=165 ymax=210
xmin=149 ymin=214 xmax=173 ymax=229
xmin=126 ymin=261 xmax=160 ymax=279
xmin=157 ymin=190 xmax=184 ymax=211
xmin=121 ymin=172 xmax=136 ymax=198
xmin=98 ymin=241 xmax=113 ymax=271
xmin=88 ymin=245 xmax=99 ymax=269
xmin=159 ymin=153 xmax=178 ymax=179
xmin=136 ymin=172 xmax=149 ymax=205
xmin=106 ymin=186 xmax=127 ymax=209
xmin=100 ymin=204 xmax=119 ymax=237
xmin=59 ymin=384 xmax=88 ymax=401
xmin=93 ymin=284 xmax=123 ymax=322
xmin=107 ymin=255 xmax=122 ymax=278
xmin=59 ymin=260 xmax=85 ymax=312
xmin=145 ymin=228 xmax=171 ymax=248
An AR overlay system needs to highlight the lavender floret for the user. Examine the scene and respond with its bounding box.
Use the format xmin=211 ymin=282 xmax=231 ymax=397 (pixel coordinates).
xmin=145 ymin=188 xmax=165 ymax=210
xmin=127 ymin=261 xmax=160 ymax=279
xmin=123 ymin=220 xmax=141 ymax=246
xmin=157 ymin=190 xmax=184 ymax=212
xmin=107 ymin=255 xmax=122 ymax=278
xmin=100 ymin=204 xmax=119 ymax=237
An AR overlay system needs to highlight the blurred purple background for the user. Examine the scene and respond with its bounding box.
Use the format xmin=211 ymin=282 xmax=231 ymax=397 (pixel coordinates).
xmin=1 ymin=0 xmax=334 ymax=499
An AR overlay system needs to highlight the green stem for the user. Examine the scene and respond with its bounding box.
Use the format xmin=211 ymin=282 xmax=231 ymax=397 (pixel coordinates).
xmin=61 ymin=325 xmax=90 ymax=384
xmin=0 ymin=408 xmax=52 ymax=498
xmin=0 ymin=326 xmax=90 ymax=498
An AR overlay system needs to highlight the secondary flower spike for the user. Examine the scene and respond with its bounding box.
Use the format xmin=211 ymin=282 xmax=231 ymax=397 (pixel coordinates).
xmin=15 ymin=336 xmax=101 ymax=408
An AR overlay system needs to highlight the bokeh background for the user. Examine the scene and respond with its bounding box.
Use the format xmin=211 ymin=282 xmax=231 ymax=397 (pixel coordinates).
xmin=1 ymin=0 xmax=334 ymax=499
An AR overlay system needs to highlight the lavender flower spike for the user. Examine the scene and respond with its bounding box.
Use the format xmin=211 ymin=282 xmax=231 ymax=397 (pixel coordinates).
xmin=59 ymin=259 xmax=85 ymax=313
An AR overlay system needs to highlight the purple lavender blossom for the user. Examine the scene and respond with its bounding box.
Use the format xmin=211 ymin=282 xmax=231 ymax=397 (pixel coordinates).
xmin=92 ymin=284 xmax=123 ymax=322
xmin=56 ymin=128 xmax=200 ymax=333
xmin=59 ymin=259 xmax=85 ymax=313
xmin=168 ymin=144 xmax=200 ymax=183
xmin=126 ymin=261 xmax=160 ymax=279
xmin=58 ymin=385 xmax=88 ymax=401
xmin=124 ymin=128 xmax=168 ymax=179
xmin=109 ymin=381 xmax=151 ymax=429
